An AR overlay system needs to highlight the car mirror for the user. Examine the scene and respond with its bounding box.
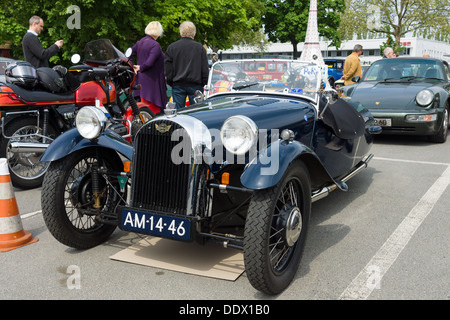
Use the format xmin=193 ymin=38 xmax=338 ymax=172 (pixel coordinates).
xmin=319 ymin=89 xmax=339 ymax=119
xmin=211 ymin=53 xmax=219 ymax=63
xmin=323 ymin=89 xmax=339 ymax=105
xmin=193 ymin=90 xmax=204 ymax=103
xmin=352 ymin=75 xmax=361 ymax=83
xmin=71 ymin=54 xmax=81 ymax=64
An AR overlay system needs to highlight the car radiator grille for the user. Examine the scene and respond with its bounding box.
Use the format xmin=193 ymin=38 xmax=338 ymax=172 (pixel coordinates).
xmin=131 ymin=120 xmax=191 ymax=215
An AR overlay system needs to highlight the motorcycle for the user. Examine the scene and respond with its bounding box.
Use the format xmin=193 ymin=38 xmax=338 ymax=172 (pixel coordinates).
xmin=0 ymin=39 xmax=153 ymax=189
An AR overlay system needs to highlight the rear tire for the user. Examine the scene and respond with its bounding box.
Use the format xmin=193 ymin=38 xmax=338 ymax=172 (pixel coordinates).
xmin=0 ymin=116 xmax=58 ymax=189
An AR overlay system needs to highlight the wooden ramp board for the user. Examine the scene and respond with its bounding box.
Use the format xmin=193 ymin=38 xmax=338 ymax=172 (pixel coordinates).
xmin=110 ymin=236 xmax=245 ymax=281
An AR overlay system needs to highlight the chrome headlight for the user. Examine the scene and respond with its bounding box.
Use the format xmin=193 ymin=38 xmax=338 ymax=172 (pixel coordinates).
xmin=221 ymin=115 xmax=258 ymax=155
xmin=416 ymin=89 xmax=434 ymax=106
xmin=75 ymin=106 xmax=107 ymax=139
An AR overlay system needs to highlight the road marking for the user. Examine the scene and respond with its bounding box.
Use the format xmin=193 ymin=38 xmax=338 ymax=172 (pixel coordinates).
xmin=374 ymin=156 xmax=450 ymax=166
xmin=21 ymin=210 xmax=42 ymax=219
xmin=339 ymin=165 xmax=450 ymax=300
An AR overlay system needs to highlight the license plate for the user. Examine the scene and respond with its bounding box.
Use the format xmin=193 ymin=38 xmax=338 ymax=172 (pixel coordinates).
xmin=120 ymin=209 xmax=191 ymax=241
xmin=374 ymin=118 xmax=392 ymax=127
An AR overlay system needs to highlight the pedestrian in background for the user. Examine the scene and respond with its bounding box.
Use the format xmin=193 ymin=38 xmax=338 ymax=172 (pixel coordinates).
xmin=22 ymin=16 xmax=63 ymax=68
xmin=132 ymin=21 xmax=167 ymax=114
xmin=341 ymin=44 xmax=363 ymax=86
xmin=164 ymin=21 xmax=209 ymax=109
xmin=383 ymin=47 xmax=395 ymax=58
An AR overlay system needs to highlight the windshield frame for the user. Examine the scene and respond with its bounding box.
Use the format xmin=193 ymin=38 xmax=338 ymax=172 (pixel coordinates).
xmin=206 ymin=59 xmax=324 ymax=104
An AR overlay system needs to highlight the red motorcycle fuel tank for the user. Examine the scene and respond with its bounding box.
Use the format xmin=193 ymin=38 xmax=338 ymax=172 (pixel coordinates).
xmin=75 ymin=80 xmax=116 ymax=106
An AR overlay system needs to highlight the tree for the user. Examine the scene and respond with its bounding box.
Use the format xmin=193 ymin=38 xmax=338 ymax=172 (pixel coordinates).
xmin=379 ymin=34 xmax=405 ymax=57
xmin=263 ymin=0 xmax=346 ymax=58
xmin=0 ymin=0 xmax=155 ymax=64
xmin=338 ymin=0 xmax=450 ymax=45
xmin=155 ymin=0 xmax=264 ymax=52
xmin=0 ymin=0 xmax=263 ymax=65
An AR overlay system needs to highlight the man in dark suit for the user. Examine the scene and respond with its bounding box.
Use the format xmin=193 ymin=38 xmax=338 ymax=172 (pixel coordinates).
xmin=22 ymin=16 xmax=63 ymax=68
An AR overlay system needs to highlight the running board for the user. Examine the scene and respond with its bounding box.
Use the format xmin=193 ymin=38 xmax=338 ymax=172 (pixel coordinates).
xmin=311 ymin=154 xmax=374 ymax=203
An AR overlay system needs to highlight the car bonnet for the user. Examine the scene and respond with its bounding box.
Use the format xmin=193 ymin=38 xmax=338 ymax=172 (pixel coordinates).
xmin=176 ymin=95 xmax=315 ymax=131
xmin=348 ymin=81 xmax=436 ymax=109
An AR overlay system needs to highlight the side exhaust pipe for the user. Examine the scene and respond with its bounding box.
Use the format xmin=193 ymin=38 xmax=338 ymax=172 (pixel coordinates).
xmin=9 ymin=142 xmax=50 ymax=153
xmin=311 ymin=154 xmax=373 ymax=203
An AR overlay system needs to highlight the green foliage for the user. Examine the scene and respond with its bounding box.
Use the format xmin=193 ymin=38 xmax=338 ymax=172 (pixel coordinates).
xmin=1 ymin=0 xmax=350 ymax=64
xmin=338 ymin=0 xmax=450 ymax=44
xmin=0 ymin=0 xmax=264 ymax=66
xmin=263 ymin=0 xmax=346 ymax=57
xmin=379 ymin=33 xmax=405 ymax=57
xmin=155 ymin=0 xmax=264 ymax=51
xmin=0 ymin=0 xmax=155 ymax=64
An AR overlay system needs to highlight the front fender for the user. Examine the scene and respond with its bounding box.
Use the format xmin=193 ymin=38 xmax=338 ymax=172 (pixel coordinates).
xmin=40 ymin=128 xmax=133 ymax=162
xmin=240 ymin=140 xmax=333 ymax=190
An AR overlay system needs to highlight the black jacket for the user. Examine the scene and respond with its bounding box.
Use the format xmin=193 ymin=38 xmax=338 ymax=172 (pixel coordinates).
xmin=164 ymin=37 xmax=209 ymax=87
xmin=22 ymin=32 xmax=59 ymax=68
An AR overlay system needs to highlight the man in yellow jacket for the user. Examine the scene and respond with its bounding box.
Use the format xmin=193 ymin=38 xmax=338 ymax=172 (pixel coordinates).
xmin=342 ymin=44 xmax=363 ymax=85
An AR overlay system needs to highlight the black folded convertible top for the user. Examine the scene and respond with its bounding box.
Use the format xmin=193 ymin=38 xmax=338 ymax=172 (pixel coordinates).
xmin=321 ymin=98 xmax=366 ymax=140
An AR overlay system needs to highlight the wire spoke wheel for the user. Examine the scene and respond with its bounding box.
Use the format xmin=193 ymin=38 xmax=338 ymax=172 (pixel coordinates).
xmin=64 ymin=156 xmax=104 ymax=232
xmin=128 ymin=106 xmax=155 ymax=137
xmin=41 ymin=148 xmax=125 ymax=249
xmin=244 ymin=160 xmax=311 ymax=295
xmin=269 ymin=179 xmax=302 ymax=272
xmin=0 ymin=117 xmax=57 ymax=189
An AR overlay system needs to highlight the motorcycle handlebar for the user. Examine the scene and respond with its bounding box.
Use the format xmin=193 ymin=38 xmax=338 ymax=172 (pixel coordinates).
xmin=118 ymin=65 xmax=131 ymax=72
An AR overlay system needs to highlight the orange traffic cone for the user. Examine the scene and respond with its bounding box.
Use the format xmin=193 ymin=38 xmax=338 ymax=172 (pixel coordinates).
xmin=0 ymin=158 xmax=38 ymax=252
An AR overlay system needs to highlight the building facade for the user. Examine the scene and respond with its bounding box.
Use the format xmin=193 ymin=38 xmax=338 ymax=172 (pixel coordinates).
xmin=220 ymin=37 xmax=450 ymax=64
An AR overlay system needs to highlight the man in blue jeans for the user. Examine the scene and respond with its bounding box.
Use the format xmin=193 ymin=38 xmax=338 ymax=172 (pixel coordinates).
xmin=165 ymin=21 xmax=209 ymax=109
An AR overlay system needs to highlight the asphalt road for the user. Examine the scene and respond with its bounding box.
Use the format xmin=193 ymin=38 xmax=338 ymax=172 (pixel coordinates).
xmin=2 ymin=134 xmax=449 ymax=302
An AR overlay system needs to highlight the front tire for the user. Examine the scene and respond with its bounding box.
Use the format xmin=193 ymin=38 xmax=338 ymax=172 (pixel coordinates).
xmin=41 ymin=148 xmax=125 ymax=249
xmin=244 ymin=160 xmax=311 ymax=295
xmin=429 ymin=105 xmax=448 ymax=143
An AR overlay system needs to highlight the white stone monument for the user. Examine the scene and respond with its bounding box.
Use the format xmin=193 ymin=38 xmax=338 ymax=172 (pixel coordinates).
xmin=299 ymin=0 xmax=330 ymax=88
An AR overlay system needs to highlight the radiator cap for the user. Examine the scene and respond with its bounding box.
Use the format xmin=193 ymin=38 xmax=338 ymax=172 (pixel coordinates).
xmin=164 ymin=101 xmax=177 ymax=118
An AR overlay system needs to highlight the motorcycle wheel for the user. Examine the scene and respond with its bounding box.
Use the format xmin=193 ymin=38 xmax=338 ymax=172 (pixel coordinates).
xmin=0 ymin=116 xmax=58 ymax=189
xmin=130 ymin=106 xmax=155 ymax=136
xmin=41 ymin=148 xmax=125 ymax=249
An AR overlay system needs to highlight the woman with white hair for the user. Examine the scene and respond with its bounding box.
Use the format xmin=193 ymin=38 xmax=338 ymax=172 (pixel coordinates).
xmin=132 ymin=21 xmax=168 ymax=114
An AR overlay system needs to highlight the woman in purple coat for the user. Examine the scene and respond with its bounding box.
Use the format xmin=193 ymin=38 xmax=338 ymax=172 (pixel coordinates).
xmin=132 ymin=21 xmax=168 ymax=114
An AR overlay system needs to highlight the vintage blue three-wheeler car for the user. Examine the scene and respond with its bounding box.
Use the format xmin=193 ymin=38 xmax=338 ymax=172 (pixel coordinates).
xmin=41 ymin=59 xmax=380 ymax=295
